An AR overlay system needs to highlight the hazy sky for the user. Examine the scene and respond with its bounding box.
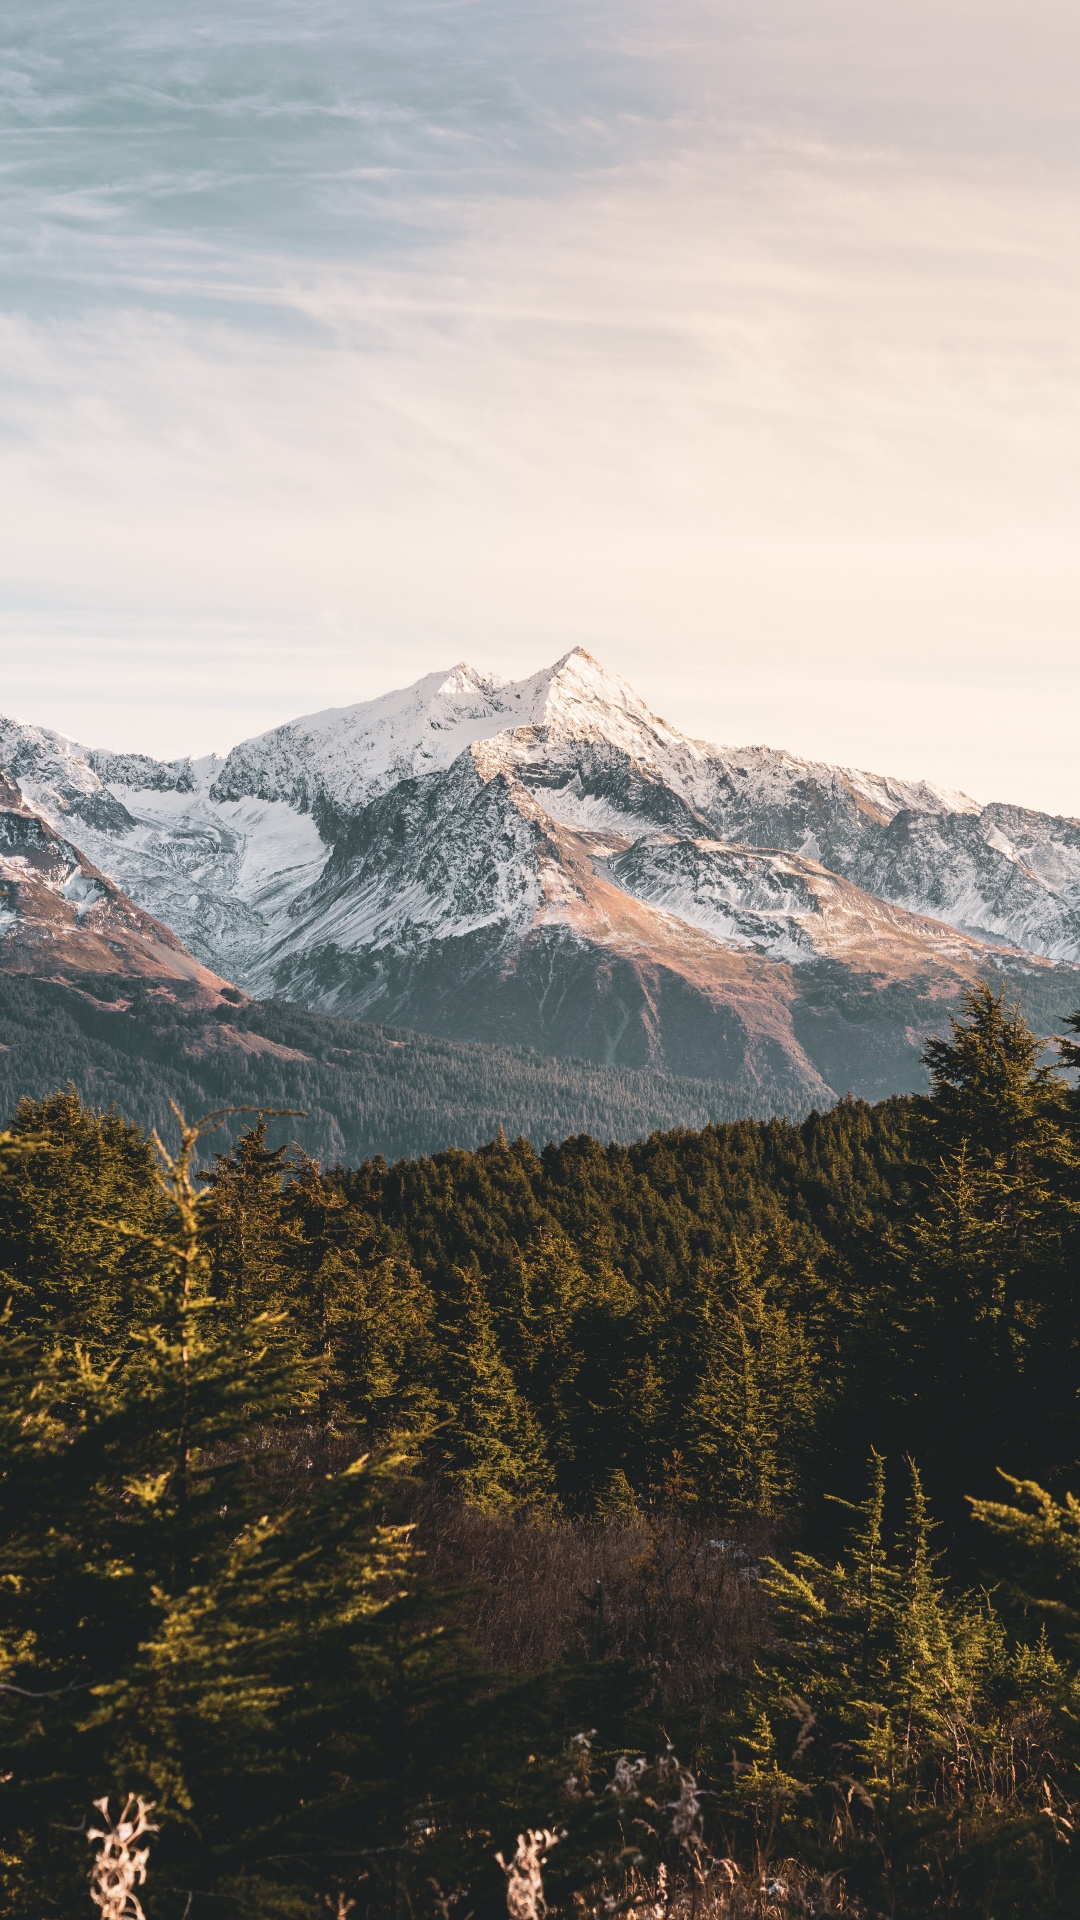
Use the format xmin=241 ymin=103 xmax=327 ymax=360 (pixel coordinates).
xmin=3 ymin=1 xmax=1080 ymax=810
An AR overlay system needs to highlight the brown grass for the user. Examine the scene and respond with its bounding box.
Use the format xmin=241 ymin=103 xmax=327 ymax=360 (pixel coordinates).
xmin=612 ymin=1862 xmax=861 ymax=1919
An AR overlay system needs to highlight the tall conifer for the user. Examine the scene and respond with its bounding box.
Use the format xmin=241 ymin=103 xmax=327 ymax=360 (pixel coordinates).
xmin=430 ymin=1265 xmax=555 ymax=1512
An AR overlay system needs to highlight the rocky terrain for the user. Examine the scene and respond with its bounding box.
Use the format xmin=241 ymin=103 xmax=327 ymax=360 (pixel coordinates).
xmin=2 ymin=650 xmax=1078 ymax=1108
xmin=0 ymin=768 xmax=229 ymax=1002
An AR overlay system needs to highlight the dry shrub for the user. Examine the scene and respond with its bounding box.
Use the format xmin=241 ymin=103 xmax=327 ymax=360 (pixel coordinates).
xmin=541 ymin=1743 xmax=858 ymax=1920
xmin=413 ymin=1498 xmax=772 ymax=1708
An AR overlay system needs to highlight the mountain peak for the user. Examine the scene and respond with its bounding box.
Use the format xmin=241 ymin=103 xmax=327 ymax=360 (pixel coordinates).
xmin=5 ymin=652 xmax=1080 ymax=1120
xmin=211 ymin=660 xmax=514 ymax=816
xmin=209 ymin=650 xmax=700 ymax=819
xmin=501 ymin=648 xmax=695 ymax=760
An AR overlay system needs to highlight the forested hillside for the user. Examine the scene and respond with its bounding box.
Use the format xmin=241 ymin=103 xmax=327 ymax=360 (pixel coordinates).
xmin=4 ymin=986 xmax=1080 ymax=1917
xmin=0 ymin=971 xmax=788 ymax=1162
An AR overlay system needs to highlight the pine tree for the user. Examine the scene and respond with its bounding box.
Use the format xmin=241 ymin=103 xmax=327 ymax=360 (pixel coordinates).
xmin=922 ymin=984 xmax=1061 ymax=1168
xmin=686 ymin=1242 xmax=820 ymax=1515
xmin=501 ymin=1231 xmax=591 ymax=1484
xmin=281 ymin=1153 xmax=438 ymax=1435
xmin=430 ymin=1265 xmax=556 ymax=1513
xmin=0 ymin=1090 xmax=165 ymax=1348
xmin=894 ymin=986 xmax=1080 ymax=1505
xmin=915 ymin=986 xmax=1068 ymax=1314
xmin=970 ymin=1472 xmax=1080 ymax=1644
xmin=0 ymin=1112 xmax=536 ymax=1918
xmin=103 ymin=1445 xmax=476 ymax=1918
xmin=0 ymin=1109 xmax=315 ymax=1914
xmin=202 ymin=1118 xmax=297 ymax=1319
xmin=731 ymin=1454 xmax=1059 ymax=1915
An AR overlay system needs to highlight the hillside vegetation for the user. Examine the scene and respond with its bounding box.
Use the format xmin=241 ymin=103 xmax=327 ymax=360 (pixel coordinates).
xmin=0 ymin=971 xmax=790 ymax=1162
xmin=4 ymin=986 xmax=1080 ymax=1916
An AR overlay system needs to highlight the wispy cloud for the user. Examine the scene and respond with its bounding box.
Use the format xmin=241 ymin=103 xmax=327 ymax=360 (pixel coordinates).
xmin=2 ymin=2 xmax=1080 ymax=808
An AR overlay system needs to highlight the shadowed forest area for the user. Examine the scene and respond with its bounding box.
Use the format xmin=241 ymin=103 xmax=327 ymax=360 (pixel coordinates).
xmin=5 ymin=986 xmax=1080 ymax=1917
xmin=0 ymin=972 xmax=791 ymax=1165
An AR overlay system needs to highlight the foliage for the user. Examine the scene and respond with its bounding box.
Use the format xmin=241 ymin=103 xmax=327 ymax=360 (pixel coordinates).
xmin=971 ymin=1473 xmax=1080 ymax=1647
xmin=0 ymin=1110 xmax=531 ymax=1918
xmin=1 ymin=984 xmax=1080 ymax=1912
xmin=0 ymin=972 xmax=789 ymax=1166
xmin=728 ymin=1454 xmax=1071 ymax=1914
xmin=686 ymin=1238 xmax=821 ymax=1515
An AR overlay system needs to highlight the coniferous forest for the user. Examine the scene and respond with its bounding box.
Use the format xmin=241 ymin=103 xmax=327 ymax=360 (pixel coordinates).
xmin=6 ymin=987 xmax=1080 ymax=1917
xmin=0 ymin=972 xmax=788 ymax=1163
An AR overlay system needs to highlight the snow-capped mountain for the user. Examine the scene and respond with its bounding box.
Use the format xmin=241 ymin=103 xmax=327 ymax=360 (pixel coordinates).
xmin=0 ymin=769 xmax=229 ymax=999
xmin=2 ymin=649 xmax=1078 ymax=1106
xmin=0 ymin=716 xmax=326 ymax=984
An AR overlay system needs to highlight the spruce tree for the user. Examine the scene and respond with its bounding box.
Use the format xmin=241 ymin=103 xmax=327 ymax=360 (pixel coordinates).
xmin=686 ymin=1241 xmax=820 ymax=1515
xmin=430 ymin=1265 xmax=556 ymax=1513
xmin=501 ymin=1231 xmax=590 ymax=1487
xmin=0 ymin=1109 xmax=314 ymax=1913
xmin=202 ymin=1118 xmax=297 ymax=1319
xmin=970 ymin=1472 xmax=1080 ymax=1644
xmin=922 ymin=984 xmax=1060 ymax=1167
xmin=0 ymin=1090 xmax=166 ymax=1347
xmin=0 ymin=1112 xmax=534 ymax=1918
xmin=281 ymin=1153 xmax=438 ymax=1436
xmin=895 ymin=987 xmax=1078 ymax=1507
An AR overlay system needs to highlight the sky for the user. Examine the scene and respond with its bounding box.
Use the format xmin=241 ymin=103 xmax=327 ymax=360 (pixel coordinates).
xmin=2 ymin=1 xmax=1080 ymax=811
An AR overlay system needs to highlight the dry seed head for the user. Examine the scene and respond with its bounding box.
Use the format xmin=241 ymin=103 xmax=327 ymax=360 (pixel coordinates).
xmin=495 ymin=1827 xmax=561 ymax=1920
xmin=667 ymin=1765 xmax=702 ymax=1846
xmin=608 ymin=1755 xmax=647 ymax=1799
xmin=87 ymin=1794 xmax=158 ymax=1920
xmin=629 ymin=1859 xmax=669 ymax=1920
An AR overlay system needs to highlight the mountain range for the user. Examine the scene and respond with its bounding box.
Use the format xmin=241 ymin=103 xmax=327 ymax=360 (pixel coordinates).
xmin=3 ymin=648 xmax=1079 ymax=1120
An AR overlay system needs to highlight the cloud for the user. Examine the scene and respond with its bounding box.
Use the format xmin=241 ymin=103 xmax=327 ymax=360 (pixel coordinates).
xmin=2 ymin=1 xmax=1080 ymax=810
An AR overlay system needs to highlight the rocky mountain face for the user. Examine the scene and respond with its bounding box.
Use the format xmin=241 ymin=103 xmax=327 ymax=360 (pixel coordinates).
xmin=2 ymin=650 xmax=1078 ymax=1110
xmin=0 ymin=768 xmax=229 ymax=1002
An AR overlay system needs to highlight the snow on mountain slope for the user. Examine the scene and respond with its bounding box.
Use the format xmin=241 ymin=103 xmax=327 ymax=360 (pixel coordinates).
xmin=607 ymin=834 xmax=988 ymax=972
xmin=0 ymin=771 xmax=231 ymax=997
xmin=210 ymin=665 xmax=516 ymax=822
xmin=695 ymin=746 xmax=980 ymax=877
xmin=0 ymin=714 xmax=134 ymax=832
xmin=248 ymin=753 xmax=988 ymax=997
xmin=0 ymin=718 xmax=326 ymax=978
xmin=70 ymin=781 xmax=327 ymax=981
xmin=209 ymin=650 xmax=716 ymax=826
xmin=256 ymin=754 xmax=550 ymax=971
xmin=209 ymin=647 xmax=976 ymax=849
xmin=853 ymin=802 xmax=1080 ymax=961
xmin=1 ymin=647 xmax=1079 ymax=1113
xmin=254 ymin=757 xmax=1057 ymax=1103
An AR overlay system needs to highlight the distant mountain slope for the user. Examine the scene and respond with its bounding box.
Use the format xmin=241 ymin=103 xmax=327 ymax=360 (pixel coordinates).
xmin=260 ymin=771 xmax=1071 ymax=1103
xmin=0 ymin=973 xmax=798 ymax=1164
xmin=2 ymin=650 xmax=1078 ymax=1111
xmin=0 ymin=771 xmax=230 ymax=997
